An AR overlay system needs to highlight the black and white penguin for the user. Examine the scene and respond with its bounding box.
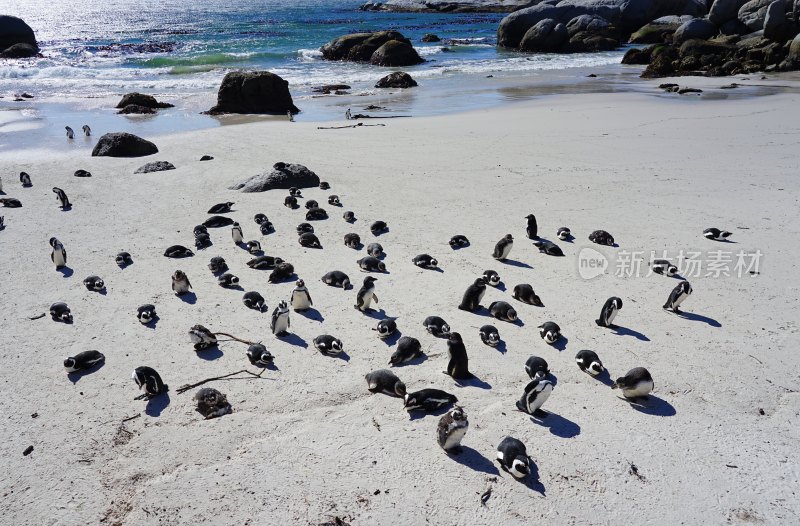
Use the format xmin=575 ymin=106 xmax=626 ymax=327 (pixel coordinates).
xmin=231 ymin=222 xmax=244 ymax=244
xmin=319 ymin=181 xmax=330 ymax=190
xmin=557 ymin=227 xmax=572 ymax=241
xmin=50 ymin=237 xmax=67 ymax=268
xmin=575 ymin=349 xmax=604 ymax=376
xmin=189 ymin=324 xmax=217 ymax=350
xmin=703 ymin=227 xmax=732 ymax=240
xmin=449 ymin=234 xmax=469 ymax=248
xmin=612 ymin=367 xmax=654 ymax=398
xmin=306 ymin=207 xmax=328 ymax=221
xmin=208 ymin=256 xmax=227 ymax=273
xmin=207 ymin=202 xmax=234 ymax=214
xmin=328 ymin=195 xmax=340 ymax=206
xmin=497 ymin=437 xmax=530 ymax=479
xmin=296 ymin=222 xmax=314 ymax=235
xmin=253 ymin=213 xmax=269 ymax=225
xmin=423 ymin=316 xmax=451 ymax=337
xmin=171 ymin=270 xmax=192 ymax=295
xmin=270 ymin=300 xmax=290 ymax=336
xmin=0 ymin=216 xmax=4 ymax=230
xmin=0 ymin=198 xmax=22 ymax=207
xmin=389 ymin=336 xmax=422 ymax=366
xmin=366 ymin=242 xmax=384 ymax=258
xmin=589 ymin=229 xmax=615 ymax=246
xmin=313 ymin=334 xmax=344 ymax=356
xmin=163 ymin=245 xmax=194 ymax=258
xmin=663 ymin=281 xmax=692 ymax=313
xmin=404 ymin=389 xmax=457 ymax=412
xmin=299 ymin=232 xmax=322 ymax=248
xmin=458 ymin=277 xmax=486 ymax=311
xmin=343 ymin=211 xmax=355 ymax=223
xmin=19 ymin=171 xmax=32 ymax=187
xmin=52 ymin=187 xmax=70 ymax=209
xmin=194 ymin=224 xmax=209 ymax=237
xmin=650 ymin=259 xmax=678 ymax=276
xmin=116 ymin=251 xmax=133 ymax=267
xmin=64 ymin=350 xmax=104 ymax=372
xmin=373 ymin=318 xmax=397 ymax=339
xmin=489 ymin=301 xmax=518 ymax=323
xmin=82 ymin=125 xmax=91 ymax=137
xmin=290 ymin=279 xmax=313 ymax=311
xmin=268 ymin=262 xmax=294 ymax=283
xmin=483 ymin=270 xmax=501 ymax=287
xmin=538 ymin=321 xmax=561 ymax=345
xmin=492 ymin=234 xmax=514 ymax=261
xmin=344 ymin=233 xmax=361 ymax=249
xmin=83 ymin=275 xmax=105 ymax=292
xmin=533 ymin=240 xmax=564 ymax=256
xmin=437 ymin=407 xmax=468 ymax=452
xmin=137 ymin=304 xmax=156 ymax=325
xmin=512 ymin=284 xmax=544 ymax=306
xmin=50 ymin=302 xmax=73 ymax=323
xmin=246 ymin=343 xmax=274 ymax=367
xmin=204 ymin=215 xmax=234 ymax=228
xmin=525 ymin=214 xmax=538 ymax=240
xmin=132 ymin=366 xmax=168 ymax=399
xmin=479 ymin=325 xmax=500 ymax=347
xmin=242 ymin=291 xmax=265 ymax=311
xmin=247 ymin=255 xmax=283 ymax=270
xmin=371 ymin=220 xmax=388 ymax=236
xmin=217 ymin=273 xmax=239 ymax=288
xmin=412 ymin=254 xmax=438 ymax=269
xmin=305 ymin=199 xmax=319 ymax=210
xmin=322 ymin=270 xmax=351 ymax=289
xmin=289 ymin=187 xmax=303 ymax=197
xmin=259 ymin=222 xmax=273 ymax=235
xmin=525 ymin=356 xmax=549 ymax=379
xmin=65 ymin=126 xmax=74 ymax=139
xmin=354 ymin=276 xmax=378 ymax=311
xmin=516 ymin=377 xmax=553 ymax=414
xmin=246 ymin=240 xmax=261 ymax=254
xmin=194 ymin=232 xmax=211 ymax=250
xmin=365 ymin=369 xmax=406 ymax=397
xmin=596 ymin=296 xmax=622 ymax=328
xmin=284 ymin=196 xmax=298 ymax=209
xmin=445 ymin=332 xmax=473 ymax=379
xmin=358 ymin=256 xmax=386 ymax=273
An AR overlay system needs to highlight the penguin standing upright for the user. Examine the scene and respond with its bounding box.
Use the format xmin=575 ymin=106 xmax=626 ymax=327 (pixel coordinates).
xmin=445 ymin=332 xmax=473 ymax=379
xmin=20 ymin=172 xmax=32 ymax=187
xmin=354 ymin=276 xmax=378 ymax=312
xmin=492 ymin=234 xmax=514 ymax=261
xmin=290 ymin=279 xmax=313 ymax=311
xmin=437 ymin=407 xmax=468 ymax=452
xmin=458 ymin=277 xmax=486 ymax=311
xmin=596 ymin=297 xmax=622 ymax=328
xmin=663 ymin=281 xmax=692 ymax=313
xmin=271 ymin=300 xmax=290 ymax=336
xmin=525 ymin=214 xmax=538 ymax=239
xmin=52 ymin=187 xmax=70 ymax=209
xmin=82 ymin=125 xmax=91 ymax=137
xmin=496 ymin=437 xmax=530 ymax=479
xmin=65 ymin=126 xmax=74 ymax=139
xmin=231 ymin=222 xmax=243 ymax=244
xmin=49 ymin=237 xmax=67 ymax=268
xmin=171 ymin=270 xmax=192 ymax=295
xmin=516 ymin=377 xmax=553 ymax=415
xmin=525 ymin=356 xmax=549 ymax=379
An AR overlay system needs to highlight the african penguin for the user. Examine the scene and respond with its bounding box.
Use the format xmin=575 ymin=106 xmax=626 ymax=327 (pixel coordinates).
xmin=423 ymin=316 xmax=450 ymax=337
xmin=20 ymin=172 xmax=32 ymax=187
xmin=366 ymin=243 xmax=384 ymax=258
xmin=533 ymin=240 xmax=564 ymax=256
xmin=489 ymin=301 xmax=517 ymax=323
xmin=449 ymin=235 xmax=469 ymax=248
xmin=365 ymin=369 xmax=406 ymax=397
xmin=516 ymin=377 xmax=553 ymax=415
xmin=231 ymin=222 xmax=244 ymax=244
xmin=115 ymin=251 xmax=133 ymax=267
xmin=305 ymin=199 xmax=318 ymax=210
xmin=50 ymin=302 xmax=73 ymax=323
xmin=204 ymin=215 xmax=234 ymax=228
xmin=82 ymin=125 xmax=91 ymax=137
xmin=512 ymin=284 xmax=543 ymax=306
xmin=525 ymin=214 xmax=538 ymax=240
xmin=65 ymin=126 xmax=74 ymax=139
xmin=612 ymin=367 xmax=654 ymax=398
xmin=458 ymin=277 xmax=486 ymax=312
xmin=290 ymin=279 xmax=313 ymax=311
xmin=246 ymin=240 xmax=261 ymax=254
xmin=313 ymin=334 xmax=344 ymax=357
xmin=270 ymin=300 xmax=291 ymax=336
xmin=322 ymin=270 xmax=351 ymax=289
xmin=589 ymin=230 xmax=615 ymax=246
xmin=538 ymin=321 xmax=561 ymax=345
xmin=247 ymin=255 xmax=283 ymax=270
xmin=208 ymin=256 xmax=227 ymax=273
xmin=163 ymin=245 xmax=194 ymax=258
xmin=296 ymin=222 xmax=314 ymax=235
xmin=525 ymin=356 xmax=549 ymax=380
xmin=242 ymin=291 xmax=265 ymax=311
xmin=299 ymin=232 xmax=322 ymax=249
xmin=663 ymin=281 xmax=692 ymax=313
xmin=354 ymin=276 xmax=378 ymax=311
xmin=207 ymin=202 xmax=234 ymax=214
xmin=596 ymin=297 xmax=622 ymax=328
xmin=479 ymin=325 xmax=500 ymax=347
xmin=189 ymin=325 xmax=217 ymax=351
xmin=136 ymin=304 xmax=156 ymax=325
xmin=344 ymin=233 xmax=361 ymax=249
xmin=389 ymin=336 xmax=422 ymax=366
xmin=306 ymin=207 xmax=327 ymax=221
xmin=246 ymin=344 xmax=274 ymax=367
xmin=371 ymin=221 xmax=388 ymax=235
xmin=269 ymin=262 xmax=295 ymax=283
xmin=131 ymin=366 xmax=168 ymax=399
xmin=483 ymin=270 xmax=501 ymax=287
xmin=64 ymin=350 xmax=104 ymax=373
xmin=373 ymin=318 xmax=397 ymax=339
xmin=557 ymin=227 xmax=572 ymax=241
xmin=83 ymin=275 xmax=105 ymax=292
xmin=49 ymin=237 xmax=67 ymax=268
xmin=328 ymin=195 xmax=340 ymax=206
xmin=437 ymin=407 xmax=468 ymax=452
xmin=445 ymin=332 xmax=473 ymax=380
xmin=171 ymin=270 xmax=192 ymax=295
xmin=575 ymin=349 xmax=604 ymax=376
xmin=217 ymin=273 xmax=239 ymax=288
xmin=412 ymin=254 xmax=438 ymax=269
xmin=651 ymin=259 xmax=678 ymax=276
xmin=497 ymin=437 xmax=530 ymax=479
xmin=343 ymin=211 xmax=355 ymax=223
xmin=284 ymin=196 xmax=298 ymax=209
xmin=403 ymin=389 xmax=457 ymax=412
xmin=52 ymin=187 xmax=70 ymax=209
xmin=492 ymin=234 xmax=514 ymax=261
xmin=703 ymin=228 xmax=732 ymax=240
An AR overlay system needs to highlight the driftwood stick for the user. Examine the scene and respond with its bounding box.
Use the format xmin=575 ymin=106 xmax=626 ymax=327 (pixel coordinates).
xmin=317 ymin=123 xmax=386 ymax=130
xmin=29 ymin=313 xmax=46 ymax=320
xmin=176 ymin=368 xmax=268 ymax=394
xmin=213 ymin=332 xmax=255 ymax=345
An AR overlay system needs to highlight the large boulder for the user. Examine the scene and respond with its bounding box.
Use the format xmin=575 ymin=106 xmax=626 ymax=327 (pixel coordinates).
xmin=673 ymin=18 xmax=718 ymax=42
xmin=566 ymin=14 xmax=611 ymax=35
xmin=708 ymin=0 xmax=741 ymax=25
xmin=208 ymin=71 xmax=299 ymax=115
xmin=134 ymin=161 xmax=175 ymax=174
xmin=321 ymin=31 xmax=423 ymax=66
xmin=520 ymin=19 xmax=570 ymax=51
xmin=375 ymin=71 xmax=418 ymax=88
xmin=739 ymin=0 xmax=773 ymax=30
xmin=91 ymin=133 xmax=159 ymax=157
xmin=229 ymin=162 xmax=320 ymax=193
xmin=1 ymin=43 xmax=38 ymax=58
xmin=630 ymin=15 xmax=695 ymax=43
xmin=115 ymin=93 xmax=173 ymax=109
xmin=763 ymin=0 xmax=792 ymax=40
xmin=0 ymin=15 xmax=38 ymax=53
xmin=780 ymin=31 xmax=800 ymax=67
xmin=117 ymin=104 xmax=157 ymax=115
xmin=370 ymin=40 xmax=424 ymax=66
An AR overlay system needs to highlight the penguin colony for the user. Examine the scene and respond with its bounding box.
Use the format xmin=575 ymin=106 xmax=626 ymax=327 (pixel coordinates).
xmin=6 ymin=155 xmax=730 ymax=492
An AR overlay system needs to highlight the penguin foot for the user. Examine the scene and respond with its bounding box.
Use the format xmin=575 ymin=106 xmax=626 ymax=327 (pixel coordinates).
xmin=515 ymin=400 xmax=529 ymax=413
xmin=446 ymin=446 xmax=463 ymax=456
xmin=594 ymin=319 xmax=604 ymax=327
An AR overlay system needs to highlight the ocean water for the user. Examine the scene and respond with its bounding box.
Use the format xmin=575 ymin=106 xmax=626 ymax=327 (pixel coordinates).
xmin=0 ymin=0 xmax=634 ymax=151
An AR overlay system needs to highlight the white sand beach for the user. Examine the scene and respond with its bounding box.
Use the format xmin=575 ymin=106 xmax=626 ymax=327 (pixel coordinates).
xmin=1 ymin=90 xmax=799 ymax=525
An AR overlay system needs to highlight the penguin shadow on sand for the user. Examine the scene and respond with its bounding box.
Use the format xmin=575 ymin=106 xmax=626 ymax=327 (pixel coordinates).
xmin=145 ymin=393 xmax=170 ymax=417
xmin=452 ymin=374 xmax=491 ymax=390
xmin=408 ymin=405 xmax=449 ymax=421
xmin=499 ymin=258 xmax=533 ymax=269
xmin=528 ymin=411 xmax=581 ymax=439
xmin=619 ymin=395 xmax=676 ymax=417
xmin=277 ymin=332 xmax=308 ymax=349
xmin=475 ymin=307 xmax=525 ymax=328
xmin=673 ymin=310 xmax=722 ymax=328
xmin=381 ymin=330 xmax=402 ymax=346
xmin=196 ymin=346 xmax=223 ymax=361
xmin=393 ymin=353 xmax=428 ymax=367
xmin=494 ymin=282 xmax=506 ymax=292
xmin=590 ymin=369 xmax=614 ymax=387
xmin=67 ymin=361 xmax=105 ymax=384
xmin=493 ymin=340 xmax=508 ymax=354
xmin=57 ymin=266 xmax=74 ymax=278
xmin=143 ymin=315 xmax=160 ymax=330
xmin=177 ymin=291 xmax=197 ymax=305
xmin=522 ymin=460 xmax=546 ymax=495
xmin=59 ymin=203 xmax=72 ymax=212
xmin=448 ymin=446 xmax=500 ymax=475
xmin=609 ymin=325 xmax=649 ymax=342
xmin=363 ymin=308 xmax=389 ymax=321
xmin=551 ymin=335 xmax=568 ymax=351
xmin=297 ymin=308 xmax=324 ymax=322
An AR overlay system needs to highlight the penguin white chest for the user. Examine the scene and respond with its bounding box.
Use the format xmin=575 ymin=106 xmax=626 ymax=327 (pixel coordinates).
xmin=173 ymin=280 xmax=190 ymax=294
xmin=360 ymin=285 xmax=375 ymax=309
xmin=528 ymin=383 xmax=552 ymax=411
xmin=232 ymin=228 xmax=243 ymax=243
xmin=273 ymin=314 xmax=289 ymax=334
xmin=442 ymin=425 xmax=467 ymax=450
xmin=53 ymin=249 xmax=66 ymax=267
xmin=623 ymin=380 xmax=654 ymax=398
xmin=291 ymin=291 xmax=310 ymax=310
xmin=500 ymin=242 xmax=513 ymax=259
xmin=673 ymin=292 xmax=689 ymax=308
xmin=606 ymin=307 xmax=618 ymax=325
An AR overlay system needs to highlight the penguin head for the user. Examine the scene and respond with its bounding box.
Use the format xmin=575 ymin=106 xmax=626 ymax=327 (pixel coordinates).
xmin=430 ymin=258 xmax=438 ymax=267
xmin=132 ymin=369 xmax=146 ymax=389
xmin=510 ymin=456 xmax=530 ymax=479
xmin=448 ymin=332 xmax=462 ymax=344
xmin=505 ymin=234 xmax=513 ymax=241
xmin=721 ymin=231 xmax=732 ymax=238
xmin=605 ymin=235 xmax=615 ymax=246
xmin=613 ymin=298 xmax=623 ymax=309
xmin=332 ymin=339 xmax=343 ymax=351
xmin=49 ymin=237 xmax=59 ymax=248
xmin=64 ymin=357 xmax=77 ymax=371
xmin=296 ymin=279 xmax=305 ymax=288
xmin=230 ymin=275 xmax=239 ymax=284
xmin=394 ymin=380 xmax=407 ymax=397
xmin=544 ymin=331 xmax=558 ymax=344
xmin=589 ymin=361 xmax=604 ymax=376
xmin=507 ymin=308 xmax=518 ymax=321
xmin=173 ymin=270 xmax=186 ymax=281
xmin=475 ymin=277 xmax=486 ymax=286
xmin=680 ymin=281 xmax=692 ymax=294
xmin=525 ymin=214 xmax=535 ymax=220
xmin=378 ymin=262 xmax=386 ymax=272
xmin=666 ymin=265 xmax=677 ymax=276
xmin=451 ymin=406 xmax=466 ymax=421
xmin=364 ymin=276 xmax=377 ymax=285
xmin=403 ymin=394 xmax=417 ymax=409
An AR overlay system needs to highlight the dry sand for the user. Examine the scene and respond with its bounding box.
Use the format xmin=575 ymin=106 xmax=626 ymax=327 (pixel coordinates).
xmin=1 ymin=91 xmax=799 ymax=525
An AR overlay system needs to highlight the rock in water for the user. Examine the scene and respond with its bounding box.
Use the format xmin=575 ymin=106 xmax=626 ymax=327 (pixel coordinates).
xmin=91 ymin=133 xmax=159 ymax=157
xmin=229 ymin=162 xmax=321 ymax=193
xmin=375 ymin=72 xmax=418 ymax=88
xmin=519 ymin=19 xmax=569 ymax=52
xmin=207 ymin=71 xmax=299 ymax=115
xmin=421 ymin=33 xmax=441 ymax=42
xmin=115 ymin=92 xmax=174 ymax=109
xmin=134 ymin=161 xmax=176 ymax=173
xmin=193 ymin=387 xmax=232 ymax=419
xmin=117 ymin=105 xmax=157 ymax=115
xmin=320 ymin=31 xmax=423 ymax=66
xmin=0 ymin=15 xmax=38 ymax=53
xmin=1 ymin=43 xmax=38 ymax=58
xmin=370 ymin=39 xmax=423 ymax=66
